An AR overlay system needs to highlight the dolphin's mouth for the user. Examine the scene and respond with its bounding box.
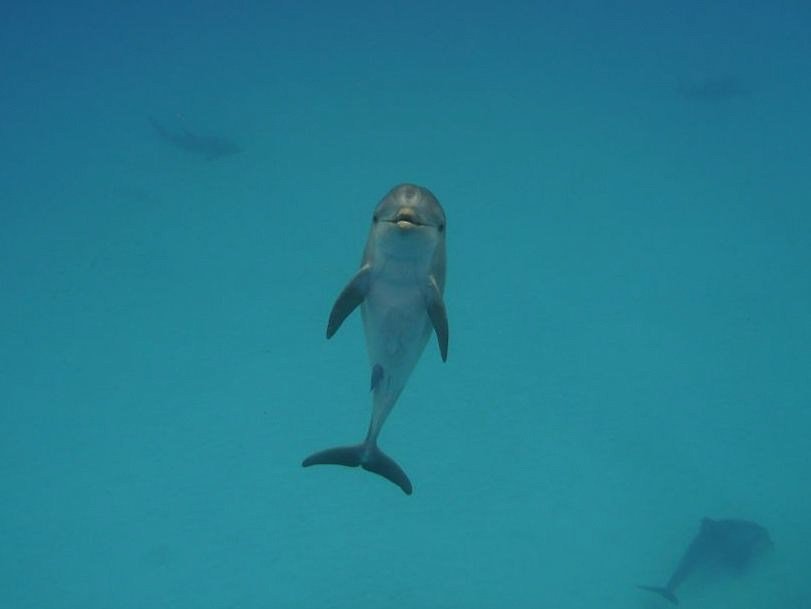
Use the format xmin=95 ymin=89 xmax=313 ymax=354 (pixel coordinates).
xmin=388 ymin=209 xmax=422 ymax=227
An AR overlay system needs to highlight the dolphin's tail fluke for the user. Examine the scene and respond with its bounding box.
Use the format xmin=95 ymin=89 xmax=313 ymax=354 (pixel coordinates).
xmin=637 ymin=585 xmax=679 ymax=605
xmin=302 ymin=443 xmax=412 ymax=495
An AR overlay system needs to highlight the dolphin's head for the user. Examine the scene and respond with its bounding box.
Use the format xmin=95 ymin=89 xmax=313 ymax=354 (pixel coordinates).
xmin=369 ymin=184 xmax=446 ymax=264
xmin=749 ymin=524 xmax=774 ymax=554
xmin=710 ymin=519 xmax=774 ymax=566
xmin=730 ymin=520 xmax=772 ymax=546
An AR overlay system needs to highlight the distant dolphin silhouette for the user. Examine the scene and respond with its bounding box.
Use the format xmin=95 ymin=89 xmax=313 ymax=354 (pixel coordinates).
xmin=677 ymin=76 xmax=749 ymax=102
xmin=638 ymin=518 xmax=772 ymax=604
xmin=148 ymin=117 xmax=240 ymax=160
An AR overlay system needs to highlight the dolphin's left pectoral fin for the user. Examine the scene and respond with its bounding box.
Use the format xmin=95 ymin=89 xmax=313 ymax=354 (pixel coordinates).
xmin=327 ymin=265 xmax=371 ymax=339
xmin=424 ymin=277 xmax=449 ymax=361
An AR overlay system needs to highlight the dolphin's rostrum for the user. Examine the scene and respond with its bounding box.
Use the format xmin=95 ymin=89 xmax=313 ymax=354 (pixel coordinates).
xmin=638 ymin=517 xmax=773 ymax=604
xmin=302 ymin=184 xmax=448 ymax=495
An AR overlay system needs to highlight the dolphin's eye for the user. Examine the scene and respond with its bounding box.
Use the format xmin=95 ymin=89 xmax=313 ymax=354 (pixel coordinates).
xmin=372 ymin=214 xmax=378 ymax=223
xmin=438 ymin=223 xmax=445 ymax=233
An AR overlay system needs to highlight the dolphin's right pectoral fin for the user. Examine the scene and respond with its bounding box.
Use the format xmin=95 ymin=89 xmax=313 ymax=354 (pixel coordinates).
xmin=302 ymin=442 xmax=413 ymax=495
xmin=326 ymin=266 xmax=371 ymax=339
xmin=424 ymin=277 xmax=449 ymax=361
xmin=637 ymin=585 xmax=679 ymax=605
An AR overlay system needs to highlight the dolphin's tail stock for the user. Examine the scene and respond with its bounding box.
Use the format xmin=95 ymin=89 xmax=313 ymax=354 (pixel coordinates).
xmin=302 ymin=442 xmax=412 ymax=495
xmin=637 ymin=585 xmax=679 ymax=605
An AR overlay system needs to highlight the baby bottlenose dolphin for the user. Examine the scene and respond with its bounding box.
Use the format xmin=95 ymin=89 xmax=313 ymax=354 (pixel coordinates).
xmin=302 ymin=184 xmax=448 ymax=495
xmin=638 ymin=518 xmax=773 ymax=604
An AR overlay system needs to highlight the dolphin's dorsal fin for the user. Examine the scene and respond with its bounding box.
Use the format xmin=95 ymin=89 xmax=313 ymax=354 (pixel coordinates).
xmin=327 ymin=265 xmax=372 ymax=338
xmin=424 ymin=276 xmax=449 ymax=361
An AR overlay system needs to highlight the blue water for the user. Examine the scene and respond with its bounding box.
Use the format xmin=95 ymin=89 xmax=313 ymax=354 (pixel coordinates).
xmin=2 ymin=2 xmax=809 ymax=608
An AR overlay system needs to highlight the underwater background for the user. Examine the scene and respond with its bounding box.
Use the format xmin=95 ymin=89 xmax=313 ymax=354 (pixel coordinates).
xmin=1 ymin=1 xmax=809 ymax=608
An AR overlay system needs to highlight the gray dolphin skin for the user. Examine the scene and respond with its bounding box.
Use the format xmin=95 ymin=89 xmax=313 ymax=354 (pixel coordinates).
xmin=302 ymin=183 xmax=448 ymax=495
xmin=638 ymin=518 xmax=773 ymax=604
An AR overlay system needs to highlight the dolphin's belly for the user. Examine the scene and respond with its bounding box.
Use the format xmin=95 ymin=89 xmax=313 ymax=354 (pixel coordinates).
xmin=362 ymin=279 xmax=431 ymax=380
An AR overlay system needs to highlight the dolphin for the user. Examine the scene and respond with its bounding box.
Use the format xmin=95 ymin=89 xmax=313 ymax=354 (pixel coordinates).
xmin=148 ymin=117 xmax=240 ymax=160
xmin=677 ymin=75 xmax=749 ymax=103
xmin=302 ymin=183 xmax=448 ymax=495
xmin=638 ymin=518 xmax=773 ymax=604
